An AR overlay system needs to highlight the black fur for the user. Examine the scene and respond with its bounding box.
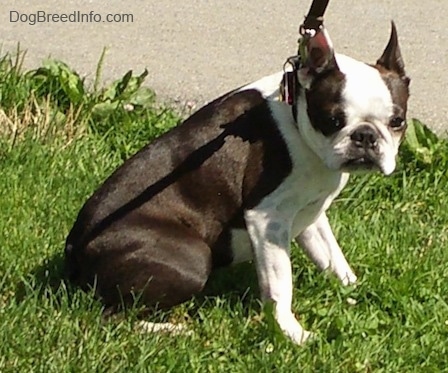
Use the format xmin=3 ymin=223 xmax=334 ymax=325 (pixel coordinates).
xmin=65 ymin=89 xmax=292 ymax=308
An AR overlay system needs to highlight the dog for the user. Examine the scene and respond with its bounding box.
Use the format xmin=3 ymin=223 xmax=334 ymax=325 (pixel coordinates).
xmin=65 ymin=22 xmax=410 ymax=344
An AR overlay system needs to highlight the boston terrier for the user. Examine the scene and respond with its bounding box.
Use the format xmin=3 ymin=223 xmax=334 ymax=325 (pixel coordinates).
xmin=65 ymin=22 xmax=410 ymax=344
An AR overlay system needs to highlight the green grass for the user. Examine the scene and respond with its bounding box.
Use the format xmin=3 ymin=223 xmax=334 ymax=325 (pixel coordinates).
xmin=1 ymin=50 xmax=448 ymax=372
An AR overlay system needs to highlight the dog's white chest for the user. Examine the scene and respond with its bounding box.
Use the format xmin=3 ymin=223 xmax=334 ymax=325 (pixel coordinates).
xmin=229 ymin=171 xmax=348 ymax=264
xmin=290 ymin=192 xmax=336 ymax=237
xmin=226 ymin=95 xmax=350 ymax=264
xmin=277 ymin=171 xmax=348 ymax=237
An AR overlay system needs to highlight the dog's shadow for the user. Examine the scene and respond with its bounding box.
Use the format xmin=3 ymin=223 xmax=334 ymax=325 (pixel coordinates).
xmin=199 ymin=261 xmax=260 ymax=307
xmin=15 ymin=253 xmax=68 ymax=303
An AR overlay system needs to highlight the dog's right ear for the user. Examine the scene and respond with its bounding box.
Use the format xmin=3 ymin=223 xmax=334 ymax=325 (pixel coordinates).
xmin=376 ymin=21 xmax=410 ymax=85
xmin=298 ymin=27 xmax=339 ymax=89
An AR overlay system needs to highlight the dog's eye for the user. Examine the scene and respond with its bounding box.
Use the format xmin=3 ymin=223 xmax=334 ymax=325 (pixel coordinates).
xmin=325 ymin=114 xmax=345 ymax=132
xmin=330 ymin=116 xmax=343 ymax=128
xmin=389 ymin=117 xmax=406 ymax=130
xmin=318 ymin=114 xmax=346 ymax=136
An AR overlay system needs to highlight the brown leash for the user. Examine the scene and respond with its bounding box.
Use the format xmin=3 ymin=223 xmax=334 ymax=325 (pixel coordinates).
xmin=303 ymin=0 xmax=330 ymax=30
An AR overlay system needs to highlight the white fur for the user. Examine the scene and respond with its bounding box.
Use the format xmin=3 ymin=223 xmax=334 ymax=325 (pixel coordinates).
xmin=240 ymin=54 xmax=400 ymax=175
xmin=300 ymin=54 xmax=399 ymax=176
xmin=232 ymin=55 xmax=399 ymax=344
xmin=136 ymin=321 xmax=192 ymax=336
xmin=230 ymin=229 xmax=253 ymax=264
xmin=243 ymin=99 xmax=350 ymax=344
xmin=297 ymin=212 xmax=357 ymax=285
xmin=238 ymin=71 xmax=284 ymax=100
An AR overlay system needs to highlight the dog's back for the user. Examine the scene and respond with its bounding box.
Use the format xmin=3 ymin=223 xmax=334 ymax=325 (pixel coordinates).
xmin=65 ymin=88 xmax=292 ymax=308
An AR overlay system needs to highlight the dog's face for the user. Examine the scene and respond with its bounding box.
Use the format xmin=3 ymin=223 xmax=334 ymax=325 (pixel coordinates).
xmin=297 ymin=23 xmax=410 ymax=175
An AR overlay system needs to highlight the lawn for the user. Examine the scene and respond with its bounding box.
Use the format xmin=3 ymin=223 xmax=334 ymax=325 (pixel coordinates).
xmin=0 ymin=51 xmax=447 ymax=372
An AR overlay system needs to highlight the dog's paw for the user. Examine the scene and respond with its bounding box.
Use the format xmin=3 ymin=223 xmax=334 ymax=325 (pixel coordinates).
xmin=327 ymin=257 xmax=357 ymax=286
xmin=340 ymin=271 xmax=357 ymax=286
xmin=136 ymin=321 xmax=193 ymax=336
xmin=288 ymin=327 xmax=314 ymax=345
xmin=276 ymin=311 xmax=314 ymax=345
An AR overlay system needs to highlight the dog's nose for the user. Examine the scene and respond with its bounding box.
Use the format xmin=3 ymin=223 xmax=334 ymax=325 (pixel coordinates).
xmin=350 ymin=125 xmax=379 ymax=149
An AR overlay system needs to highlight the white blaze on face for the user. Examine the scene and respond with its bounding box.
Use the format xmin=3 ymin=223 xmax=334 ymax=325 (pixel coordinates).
xmin=336 ymin=54 xmax=394 ymax=126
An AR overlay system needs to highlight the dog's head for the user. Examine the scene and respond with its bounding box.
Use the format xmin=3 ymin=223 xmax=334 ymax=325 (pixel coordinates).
xmin=296 ymin=22 xmax=410 ymax=175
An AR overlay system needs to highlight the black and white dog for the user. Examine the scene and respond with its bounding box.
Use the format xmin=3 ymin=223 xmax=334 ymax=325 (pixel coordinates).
xmin=65 ymin=23 xmax=409 ymax=344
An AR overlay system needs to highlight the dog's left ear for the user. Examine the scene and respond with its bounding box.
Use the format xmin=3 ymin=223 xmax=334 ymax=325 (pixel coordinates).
xmin=298 ymin=27 xmax=339 ymax=89
xmin=376 ymin=21 xmax=410 ymax=84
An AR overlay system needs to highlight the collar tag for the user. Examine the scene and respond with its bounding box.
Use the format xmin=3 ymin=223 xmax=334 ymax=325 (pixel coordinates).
xmin=280 ymin=56 xmax=300 ymax=105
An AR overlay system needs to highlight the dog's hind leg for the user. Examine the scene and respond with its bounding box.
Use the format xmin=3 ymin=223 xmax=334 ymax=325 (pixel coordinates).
xmin=79 ymin=224 xmax=213 ymax=313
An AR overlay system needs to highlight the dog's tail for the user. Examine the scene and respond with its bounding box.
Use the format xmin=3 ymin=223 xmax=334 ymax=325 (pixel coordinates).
xmin=64 ymin=226 xmax=84 ymax=285
xmin=64 ymin=241 xmax=78 ymax=282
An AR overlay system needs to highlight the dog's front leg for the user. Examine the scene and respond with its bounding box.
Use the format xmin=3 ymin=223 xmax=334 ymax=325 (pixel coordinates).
xmin=245 ymin=209 xmax=312 ymax=345
xmin=296 ymin=212 xmax=357 ymax=285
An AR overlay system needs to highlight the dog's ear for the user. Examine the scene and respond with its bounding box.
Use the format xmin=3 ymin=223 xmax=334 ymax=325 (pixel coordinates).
xmin=377 ymin=21 xmax=409 ymax=84
xmin=298 ymin=27 xmax=339 ymax=89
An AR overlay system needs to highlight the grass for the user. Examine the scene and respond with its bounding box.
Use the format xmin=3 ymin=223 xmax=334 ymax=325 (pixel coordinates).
xmin=1 ymin=50 xmax=448 ymax=372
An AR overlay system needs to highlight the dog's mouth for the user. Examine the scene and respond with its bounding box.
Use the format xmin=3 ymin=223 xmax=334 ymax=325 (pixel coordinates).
xmin=342 ymin=156 xmax=379 ymax=171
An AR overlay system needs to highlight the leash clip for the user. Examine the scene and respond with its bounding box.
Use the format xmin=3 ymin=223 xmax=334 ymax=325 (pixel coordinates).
xmin=298 ymin=14 xmax=325 ymax=65
xmin=299 ymin=15 xmax=324 ymax=38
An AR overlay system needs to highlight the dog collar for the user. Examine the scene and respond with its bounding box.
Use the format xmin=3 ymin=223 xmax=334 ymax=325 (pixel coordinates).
xmin=279 ymin=0 xmax=330 ymax=122
xmin=280 ymin=56 xmax=301 ymax=122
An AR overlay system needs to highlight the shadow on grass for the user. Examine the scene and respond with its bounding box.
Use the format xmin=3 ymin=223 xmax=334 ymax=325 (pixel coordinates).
xmin=15 ymin=252 xmax=68 ymax=303
xmin=197 ymin=261 xmax=260 ymax=310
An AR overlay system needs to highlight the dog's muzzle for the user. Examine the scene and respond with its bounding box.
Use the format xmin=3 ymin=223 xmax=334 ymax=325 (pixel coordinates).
xmin=350 ymin=125 xmax=379 ymax=151
xmin=343 ymin=124 xmax=384 ymax=171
